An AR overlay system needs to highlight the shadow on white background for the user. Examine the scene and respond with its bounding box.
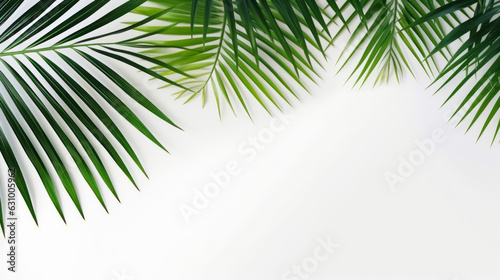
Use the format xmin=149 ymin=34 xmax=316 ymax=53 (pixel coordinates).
xmin=0 ymin=1 xmax=499 ymax=280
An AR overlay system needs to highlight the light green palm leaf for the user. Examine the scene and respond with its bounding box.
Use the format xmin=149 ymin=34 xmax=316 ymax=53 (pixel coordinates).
xmin=129 ymin=0 xmax=334 ymax=118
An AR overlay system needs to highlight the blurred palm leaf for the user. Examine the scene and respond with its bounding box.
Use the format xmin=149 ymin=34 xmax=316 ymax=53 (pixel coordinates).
xmin=129 ymin=0 xmax=335 ymax=118
xmin=0 ymin=0 xmax=188 ymax=234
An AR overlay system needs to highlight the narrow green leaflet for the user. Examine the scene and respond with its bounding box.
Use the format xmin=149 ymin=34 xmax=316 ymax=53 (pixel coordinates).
xmin=336 ymin=0 xmax=457 ymax=86
xmin=129 ymin=0 xmax=332 ymax=118
xmin=0 ymin=0 xmax=498 ymax=232
xmin=0 ymin=0 xmax=187 ymax=226
xmin=416 ymin=0 xmax=500 ymax=142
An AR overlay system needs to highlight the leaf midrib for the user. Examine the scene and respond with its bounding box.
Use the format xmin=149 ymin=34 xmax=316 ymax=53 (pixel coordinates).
xmin=195 ymin=12 xmax=227 ymax=94
xmin=0 ymin=42 xmax=116 ymax=58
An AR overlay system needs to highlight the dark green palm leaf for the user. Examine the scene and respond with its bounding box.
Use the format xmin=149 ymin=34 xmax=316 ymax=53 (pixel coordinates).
xmin=0 ymin=0 xmax=189 ymax=233
xmin=336 ymin=0 xmax=460 ymax=86
xmin=4 ymin=0 xmax=498 ymax=237
xmin=414 ymin=0 xmax=500 ymax=143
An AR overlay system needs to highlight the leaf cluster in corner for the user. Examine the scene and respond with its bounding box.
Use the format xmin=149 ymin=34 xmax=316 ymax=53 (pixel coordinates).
xmin=0 ymin=0 xmax=189 ymax=234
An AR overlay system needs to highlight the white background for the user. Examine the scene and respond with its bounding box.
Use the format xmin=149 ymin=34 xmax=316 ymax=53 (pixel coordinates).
xmin=1 ymin=1 xmax=500 ymax=280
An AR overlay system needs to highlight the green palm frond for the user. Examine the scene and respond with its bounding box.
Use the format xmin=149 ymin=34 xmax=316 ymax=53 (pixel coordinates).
xmin=0 ymin=0 xmax=189 ymax=233
xmin=128 ymin=0 xmax=334 ymax=118
xmin=414 ymin=0 xmax=500 ymax=143
xmin=3 ymin=0 xmax=500 ymax=236
xmin=335 ymin=0 xmax=463 ymax=86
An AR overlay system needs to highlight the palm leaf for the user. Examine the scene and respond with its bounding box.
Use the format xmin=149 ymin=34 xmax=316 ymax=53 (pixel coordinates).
xmin=0 ymin=0 xmax=188 ymax=233
xmin=335 ymin=0 xmax=462 ymax=86
xmin=128 ymin=0 xmax=334 ymax=118
xmin=5 ymin=0 xmax=498 ymax=236
xmin=414 ymin=0 xmax=500 ymax=143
